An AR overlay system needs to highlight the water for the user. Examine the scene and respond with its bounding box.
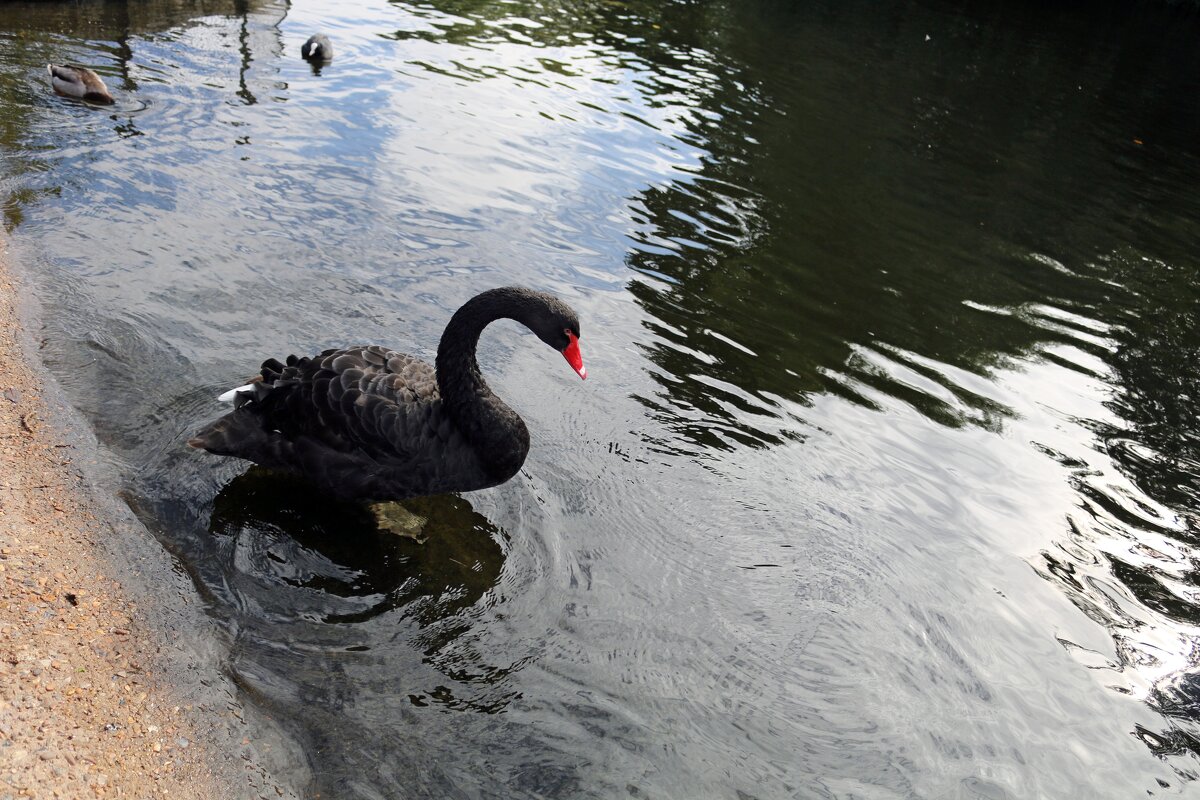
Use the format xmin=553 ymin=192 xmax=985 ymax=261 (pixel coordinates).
xmin=2 ymin=0 xmax=1200 ymax=796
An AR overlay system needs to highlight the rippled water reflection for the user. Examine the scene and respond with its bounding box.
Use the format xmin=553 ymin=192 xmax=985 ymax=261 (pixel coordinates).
xmin=3 ymin=0 xmax=1200 ymax=796
xmin=207 ymin=470 xmax=505 ymax=626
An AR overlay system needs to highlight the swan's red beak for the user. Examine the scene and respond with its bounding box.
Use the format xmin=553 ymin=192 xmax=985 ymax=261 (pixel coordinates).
xmin=563 ymin=331 xmax=587 ymax=380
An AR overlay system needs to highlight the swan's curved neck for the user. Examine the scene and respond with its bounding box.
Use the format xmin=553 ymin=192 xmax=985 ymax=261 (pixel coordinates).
xmin=435 ymin=289 xmax=534 ymax=480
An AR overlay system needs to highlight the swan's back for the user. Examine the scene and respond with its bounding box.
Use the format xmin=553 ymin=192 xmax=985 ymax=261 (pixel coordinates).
xmin=191 ymin=346 xmax=502 ymax=501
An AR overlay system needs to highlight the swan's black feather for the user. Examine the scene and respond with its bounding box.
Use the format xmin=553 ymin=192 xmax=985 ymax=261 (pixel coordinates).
xmin=204 ymin=345 xmax=492 ymax=500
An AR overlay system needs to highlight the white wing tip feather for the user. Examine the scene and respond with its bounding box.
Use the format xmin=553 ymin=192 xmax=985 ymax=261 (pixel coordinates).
xmin=217 ymin=383 xmax=256 ymax=403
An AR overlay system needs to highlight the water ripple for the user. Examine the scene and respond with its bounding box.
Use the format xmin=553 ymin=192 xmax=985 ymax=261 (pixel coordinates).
xmin=4 ymin=0 xmax=1200 ymax=796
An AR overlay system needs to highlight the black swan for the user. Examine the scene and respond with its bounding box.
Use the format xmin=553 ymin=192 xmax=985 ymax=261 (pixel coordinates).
xmin=301 ymin=34 xmax=333 ymax=62
xmin=189 ymin=287 xmax=586 ymax=502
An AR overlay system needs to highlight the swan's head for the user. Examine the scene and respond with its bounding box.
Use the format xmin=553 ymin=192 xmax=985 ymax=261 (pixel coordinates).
xmin=529 ymin=294 xmax=587 ymax=381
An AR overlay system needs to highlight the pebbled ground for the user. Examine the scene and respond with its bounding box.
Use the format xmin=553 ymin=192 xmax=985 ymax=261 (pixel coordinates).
xmin=0 ymin=238 xmax=301 ymax=799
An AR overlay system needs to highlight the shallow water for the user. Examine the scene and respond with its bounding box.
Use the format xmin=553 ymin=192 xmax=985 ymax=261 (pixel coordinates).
xmin=3 ymin=0 xmax=1200 ymax=796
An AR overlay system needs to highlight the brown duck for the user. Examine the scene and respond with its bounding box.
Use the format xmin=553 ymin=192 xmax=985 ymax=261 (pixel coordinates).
xmin=47 ymin=65 xmax=114 ymax=104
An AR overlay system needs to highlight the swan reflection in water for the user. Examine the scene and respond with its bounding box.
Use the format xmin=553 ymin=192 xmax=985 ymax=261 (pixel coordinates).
xmin=206 ymin=467 xmax=505 ymax=626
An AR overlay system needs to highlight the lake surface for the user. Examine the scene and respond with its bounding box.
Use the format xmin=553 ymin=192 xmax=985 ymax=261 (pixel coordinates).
xmin=3 ymin=0 xmax=1200 ymax=796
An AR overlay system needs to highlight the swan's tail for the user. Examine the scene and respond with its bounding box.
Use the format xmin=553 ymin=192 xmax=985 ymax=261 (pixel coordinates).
xmin=217 ymin=383 xmax=256 ymax=402
xmin=188 ymin=408 xmax=267 ymax=457
xmin=214 ymin=375 xmax=276 ymax=407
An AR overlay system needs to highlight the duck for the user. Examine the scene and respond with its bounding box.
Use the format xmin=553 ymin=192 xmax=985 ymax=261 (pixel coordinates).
xmin=301 ymin=34 xmax=333 ymax=62
xmin=46 ymin=64 xmax=114 ymax=104
xmin=189 ymin=287 xmax=588 ymax=502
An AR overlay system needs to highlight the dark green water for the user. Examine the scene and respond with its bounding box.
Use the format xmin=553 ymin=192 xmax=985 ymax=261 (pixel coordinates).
xmin=3 ymin=0 xmax=1200 ymax=796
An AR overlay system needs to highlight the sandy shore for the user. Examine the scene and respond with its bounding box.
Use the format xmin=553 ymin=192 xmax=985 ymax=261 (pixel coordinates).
xmin=0 ymin=238 xmax=299 ymax=798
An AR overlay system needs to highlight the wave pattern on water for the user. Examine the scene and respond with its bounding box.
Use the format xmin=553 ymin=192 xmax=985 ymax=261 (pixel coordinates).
xmin=3 ymin=0 xmax=1200 ymax=797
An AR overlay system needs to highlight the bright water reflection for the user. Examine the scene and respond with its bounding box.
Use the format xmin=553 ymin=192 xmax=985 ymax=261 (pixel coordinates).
xmin=3 ymin=0 xmax=1200 ymax=796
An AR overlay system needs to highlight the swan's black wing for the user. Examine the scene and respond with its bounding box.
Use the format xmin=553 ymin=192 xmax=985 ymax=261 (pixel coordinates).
xmin=192 ymin=346 xmax=491 ymax=500
xmin=256 ymin=346 xmax=451 ymax=457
